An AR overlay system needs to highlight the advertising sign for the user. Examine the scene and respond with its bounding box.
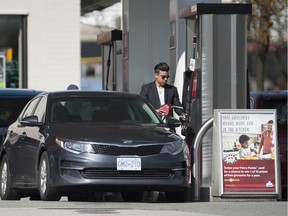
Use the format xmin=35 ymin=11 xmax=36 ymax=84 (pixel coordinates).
xmin=212 ymin=109 xmax=280 ymax=198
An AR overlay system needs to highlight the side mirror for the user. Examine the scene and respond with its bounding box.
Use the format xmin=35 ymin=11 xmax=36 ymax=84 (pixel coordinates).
xmin=20 ymin=115 xmax=42 ymax=127
xmin=165 ymin=116 xmax=181 ymax=128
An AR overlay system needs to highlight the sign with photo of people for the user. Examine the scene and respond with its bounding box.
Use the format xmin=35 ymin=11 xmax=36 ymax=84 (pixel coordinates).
xmin=212 ymin=109 xmax=280 ymax=197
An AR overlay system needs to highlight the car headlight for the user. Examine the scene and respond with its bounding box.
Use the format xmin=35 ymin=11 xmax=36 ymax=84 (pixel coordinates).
xmin=161 ymin=140 xmax=186 ymax=155
xmin=56 ymin=138 xmax=94 ymax=154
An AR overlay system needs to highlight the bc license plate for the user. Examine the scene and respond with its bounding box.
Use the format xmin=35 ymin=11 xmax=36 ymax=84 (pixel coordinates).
xmin=117 ymin=158 xmax=141 ymax=171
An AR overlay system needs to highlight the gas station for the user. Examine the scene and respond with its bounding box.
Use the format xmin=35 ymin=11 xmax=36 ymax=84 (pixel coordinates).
xmin=96 ymin=1 xmax=282 ymax=201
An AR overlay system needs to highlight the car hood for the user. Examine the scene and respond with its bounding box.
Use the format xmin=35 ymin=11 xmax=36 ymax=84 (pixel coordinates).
xmin=49 ymin=123 xmax=182 ymax=144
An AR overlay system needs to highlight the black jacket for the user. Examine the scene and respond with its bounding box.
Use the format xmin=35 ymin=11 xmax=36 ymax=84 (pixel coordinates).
xmin=140 ymin=81 xmax=183 ymax=116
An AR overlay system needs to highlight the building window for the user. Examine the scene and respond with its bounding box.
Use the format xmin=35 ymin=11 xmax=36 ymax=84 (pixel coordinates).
xmin=0 ymin=15 xmax=27 ymax=88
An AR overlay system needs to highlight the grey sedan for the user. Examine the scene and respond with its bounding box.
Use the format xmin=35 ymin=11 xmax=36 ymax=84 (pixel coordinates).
xmin=0 ymin=90 xmax=190 ymax=202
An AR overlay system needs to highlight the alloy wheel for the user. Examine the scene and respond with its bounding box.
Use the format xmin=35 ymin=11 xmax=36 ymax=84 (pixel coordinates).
xmin=1 ymin=161 xmax=7 ymax=195
xmin=40 ymin=159 xmax=47 ymax=194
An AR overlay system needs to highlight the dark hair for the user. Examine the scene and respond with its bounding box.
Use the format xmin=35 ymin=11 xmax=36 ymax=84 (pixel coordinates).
xmin=67 ymin=84 xmax=79 ymax=90
xmin=154 ymin=62 xmax=170 ymax=73
xmin=268 ymin=120 xmax=273 ymax=124
xmin=239 ymin=134 xmax=250 ymax=144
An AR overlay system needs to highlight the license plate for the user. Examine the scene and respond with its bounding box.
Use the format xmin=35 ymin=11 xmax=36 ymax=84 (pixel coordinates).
xmin=117 ymin=158 xmax=141 ymax=171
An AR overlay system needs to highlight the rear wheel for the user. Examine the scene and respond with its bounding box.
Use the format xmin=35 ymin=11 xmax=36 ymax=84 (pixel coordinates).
xmin=0 ymin=155 xmax=21 ymax=200
xmin=121 ymin=191 xmax=144 ymax=202
xmin=165 ymin=188 xmax=189 ymax=203
xmin=68 ymin=193 xmax=91 ymax=202
xmin=68 ymin=192 xmax=104 ymax=202
xmin=30 ymin=194 xmax=41 ymax=200
xmin=39 ymin=152 xmax=61 ymax=201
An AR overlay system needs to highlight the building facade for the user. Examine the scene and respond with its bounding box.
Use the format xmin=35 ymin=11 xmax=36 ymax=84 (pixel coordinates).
xmin=0 ymin=0 xmax=80 ymax=91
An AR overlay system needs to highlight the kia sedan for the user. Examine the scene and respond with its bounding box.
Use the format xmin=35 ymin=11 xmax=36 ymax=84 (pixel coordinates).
xmin=0 ymin=90 xmax=190 ymax=202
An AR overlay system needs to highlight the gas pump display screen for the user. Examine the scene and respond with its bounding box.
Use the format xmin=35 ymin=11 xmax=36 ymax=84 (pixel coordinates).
xmin=213 ymin=109 xmax=280 ymax=196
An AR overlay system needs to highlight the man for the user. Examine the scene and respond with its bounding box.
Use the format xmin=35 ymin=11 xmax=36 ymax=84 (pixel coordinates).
xmin=140 ymin=62 xmax=186 ymax=119
xmin=258 ymin=120 xmax=274 ymax=155
xmin=140 ymin=62 xmax=187 ymax=202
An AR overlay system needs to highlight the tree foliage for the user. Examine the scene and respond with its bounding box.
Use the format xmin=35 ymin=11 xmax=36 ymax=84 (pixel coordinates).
xmin=235 ymin=0 xmax=287 ymax=90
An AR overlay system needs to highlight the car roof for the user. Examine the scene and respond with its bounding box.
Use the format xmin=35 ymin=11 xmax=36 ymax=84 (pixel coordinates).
xmin=0 ymin=88 xmax=43 ymax=97
xmin=42 ymin=90 xmax=139 ymax=99
xmin=249 ymin=90 xmax=287 ymax=109
xmin=250 ymin=90 xmax=287 ymax=99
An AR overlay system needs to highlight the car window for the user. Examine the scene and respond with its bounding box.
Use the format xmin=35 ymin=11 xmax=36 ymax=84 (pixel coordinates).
xmin=33 ymin=96 xmax=47 ymax=123
xmin=50 ymin=96 xmax=160 ymax=124
xmin=0 ymin=98 xmax=32 ymax=127
xmin=262 ymin=99 xmax=287 ymax=125
xmin=250 ymin=94 xmax=287 ymax=124
xmin=20 ymin=97 xmax=41 ymax=119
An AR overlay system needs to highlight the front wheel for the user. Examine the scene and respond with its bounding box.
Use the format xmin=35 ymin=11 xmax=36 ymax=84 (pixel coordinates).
xmin=0 ymin=155 xmax=20 ymax=200
xmin=39 ymin=152 xmax=61 ymax=201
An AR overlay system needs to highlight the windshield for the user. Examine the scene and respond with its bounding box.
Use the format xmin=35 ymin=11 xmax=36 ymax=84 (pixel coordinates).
xmin=50 ymin=96 xmax=161 ymax=125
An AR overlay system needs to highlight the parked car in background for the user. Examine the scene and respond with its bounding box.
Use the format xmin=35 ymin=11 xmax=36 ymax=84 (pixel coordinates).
xmin=0 ymin=89 xmax=43 ymax=142
xmin=0 ymin=90 xmax=190 ymax=202
xmin=250 ymin=90 xmax=287 ymax=200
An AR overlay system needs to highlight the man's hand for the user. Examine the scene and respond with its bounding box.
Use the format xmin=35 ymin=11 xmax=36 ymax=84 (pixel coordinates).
xmin=156 ymin=109 xmax=166 ymax=115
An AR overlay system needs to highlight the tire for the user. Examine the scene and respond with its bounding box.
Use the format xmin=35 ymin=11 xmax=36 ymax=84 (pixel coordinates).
xmin=68 ymin=194 xmax=85 ymax=202
xmin=0 ymin=155 xmax=21 ymax=200
xmin=30 ymin=194 xmax=41 ymax=200
xmin=68 ymin=194 xmax=88 ymax=202
xmin=165 ymin=188 xmax=189 ymax=203
xmin=121 ymin=191 xmax=144 ymax=202
xmin=39 ymin=152 xmax=61 ymax=201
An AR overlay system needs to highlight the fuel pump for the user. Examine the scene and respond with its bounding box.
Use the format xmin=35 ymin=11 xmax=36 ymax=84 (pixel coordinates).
xmin=178 ymin=3 xmax=252 ymax=201
xmin=181 ymin=34 xmax=201 ymax=147
xmin=96 ymin=30 xmax=122 ymax=91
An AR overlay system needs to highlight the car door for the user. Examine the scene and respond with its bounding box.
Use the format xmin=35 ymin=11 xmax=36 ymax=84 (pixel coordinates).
xmin=7 ymin=97 xmax=41 ymax=185
xmin=20 ymin=95 xmax=47 ymax=186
